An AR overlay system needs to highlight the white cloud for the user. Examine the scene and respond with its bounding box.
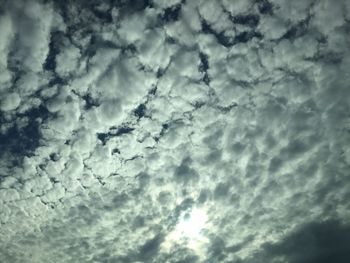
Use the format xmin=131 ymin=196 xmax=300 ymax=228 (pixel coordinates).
xmin=272 ymin=0 xmax=314 ymax=22
xmin=221 ymin=0 xmax=254 ymax=14
xmin=55 ymin=44 xmax=81 ymax=78
xmin=198 ymin=0 xmax=233 ymax=33
xmin=118 ymin=13 xmax=149 ymax=43
xmin=138 ymin=29 xmax=174 ymax=69
xmin=0 ymin=92 xmax=21 ymax=111
xmin=258 ymin=15 xmax=288 ymax=39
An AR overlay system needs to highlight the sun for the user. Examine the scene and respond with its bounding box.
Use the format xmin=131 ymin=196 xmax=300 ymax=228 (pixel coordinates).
xmin=162 ymin=207 xmax=209 ymax=252
xmin=175 ymin=207 xmax=207 ymax=240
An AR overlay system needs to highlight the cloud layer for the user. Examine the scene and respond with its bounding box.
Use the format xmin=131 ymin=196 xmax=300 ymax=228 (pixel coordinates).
xmin=1 ymin=0 xmax=350 ymax=262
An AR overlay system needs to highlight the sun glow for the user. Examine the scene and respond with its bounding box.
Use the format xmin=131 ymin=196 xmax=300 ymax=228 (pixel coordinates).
xmin=162 ymin=207 xmax=209 ymax=252
xmin=175 ymin=207 xmax=207 ymax=240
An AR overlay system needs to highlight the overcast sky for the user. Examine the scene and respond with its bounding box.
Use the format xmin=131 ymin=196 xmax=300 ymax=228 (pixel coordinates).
xmin=0 ymin=0 xmax=350 ymax=262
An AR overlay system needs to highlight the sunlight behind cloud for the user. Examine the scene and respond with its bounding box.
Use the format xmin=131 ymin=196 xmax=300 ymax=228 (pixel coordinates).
xmin=162 ymin=207 xmax=210 ymax=254
xmin=176 ymin=207 xmax=207 ymax=240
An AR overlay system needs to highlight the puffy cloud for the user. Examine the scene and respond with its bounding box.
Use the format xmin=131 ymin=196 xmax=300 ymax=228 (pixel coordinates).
xmin=0 ymin=0 xmax=350 ymax=263
xmin=0 ymin=93 xmax=21 ymax=112
xmin=55 ymin=44 xmax=81 ymax=78
xmin=6 ymin=0 xmax=55 ymax=73
xmin=0 ymin=13 xmax=14 ymax=87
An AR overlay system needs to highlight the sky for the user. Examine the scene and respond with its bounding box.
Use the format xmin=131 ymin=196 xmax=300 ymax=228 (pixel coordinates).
xmin=0 ymin=0 xmax=350 ymax=262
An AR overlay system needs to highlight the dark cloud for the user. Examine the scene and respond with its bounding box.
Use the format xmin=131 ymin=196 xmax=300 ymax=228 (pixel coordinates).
xmin=232 ymin=14 xmax=260 ymax=28
xmin=256 ymin=0 xmax=274 ymax=15
xmin=138 ymin=234 xmax=165 ymax=261
xmin=134 ymin=103 xmax=147 ymax=119
xmin=201 ymin=18 xmax=235 ymax=48
xmin=161 ymin=4 xmax=182 ymax=23
xmin=174 ymin=157 xmax=199 ymax=184
xmin=0 ymin=105 xmax=51 ymax=159
xmin=254 ymin=220 xmax=350 ymax=263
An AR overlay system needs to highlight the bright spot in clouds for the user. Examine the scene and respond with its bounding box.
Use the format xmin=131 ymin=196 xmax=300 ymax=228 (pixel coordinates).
xmin=175 ymin=207 xmax=207 ymax=240
xmin=163 ymin=207 xmax=209 ymax=253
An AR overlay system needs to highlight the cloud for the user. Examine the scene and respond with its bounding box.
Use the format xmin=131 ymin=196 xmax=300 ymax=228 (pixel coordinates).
xmin=0 ymin=0 xmax=350 ymax=262
xmin=6 ymin=0 xmax=55 ymax=73
xmin=0 ymin=93 xmax=21 ymax=112
xmin=247 ymin=220 xmax=350 ymax=263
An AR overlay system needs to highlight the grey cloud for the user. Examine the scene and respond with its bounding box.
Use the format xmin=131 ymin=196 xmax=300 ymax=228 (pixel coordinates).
xmin=248 ymin=220 xmax=350 ymax=263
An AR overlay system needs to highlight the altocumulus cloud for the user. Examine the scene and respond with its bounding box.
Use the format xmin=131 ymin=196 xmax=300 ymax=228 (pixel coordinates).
xmin=0 ymin=0 xmax=350 ymax=262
